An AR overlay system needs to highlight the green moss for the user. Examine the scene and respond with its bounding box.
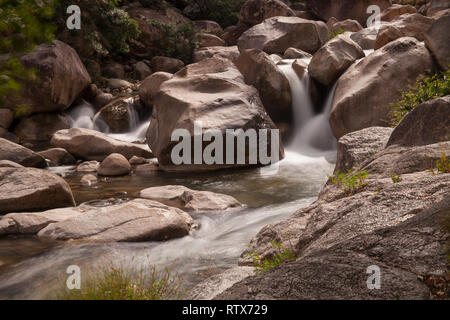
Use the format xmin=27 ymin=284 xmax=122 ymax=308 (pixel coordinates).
xmin=328 ymin=28 xmax=345 ymax=41
xmin=329 ymin=169 xmax=369 ymax=195
xmin=248 ymin=241 xmax=296 ymax=274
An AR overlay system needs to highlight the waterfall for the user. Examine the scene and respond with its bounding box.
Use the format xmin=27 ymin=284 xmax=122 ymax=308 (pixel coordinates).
xmin=278 ymin=59 xmax=337 ymax=155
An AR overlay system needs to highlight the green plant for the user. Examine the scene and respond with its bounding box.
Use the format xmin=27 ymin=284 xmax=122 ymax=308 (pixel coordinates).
xmin=248 ymin=240 xmax=296 ymax=274
xmin=148 ymin=19 xmax=198 ymax=63
xmin=328 ymin=27 xmax=345 ymax=40
xmin=390 ymin=69 xmax=450 ymax=126
xmin=436 ymin=154 xmax=450 ymax=174
xmin=329 ymin=169 xmax=369 ymax=194
xmin=184 ymin=0 xmax=246 ymax=28
xmin=391 ymin=173 xmax=402 ymax=183
xmin=54 ymin=265 xmax=185 ymax=300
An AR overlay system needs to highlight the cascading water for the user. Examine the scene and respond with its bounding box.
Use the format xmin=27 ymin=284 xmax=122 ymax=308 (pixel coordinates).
xmin=278 ymin=59 xmax=338 ymax=156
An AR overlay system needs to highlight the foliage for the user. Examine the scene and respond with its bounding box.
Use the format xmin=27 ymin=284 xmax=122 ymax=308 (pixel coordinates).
xmin=328 ymin=28 xmax=345 ymax=40
xmin=247 ymin=240 xmax=296 ymax=274
xmin=390 ymin=69 xmax=450 ymax=126
xmin=55 ymin=266 xmax=185 ymax=300
xmin=391 ymin=173 xmax=402 ymax=183
xmin=0 ymin=0 xmax=56 ymax=107
xmin=148 ymin=19 xmax=198 ymax=63
xmin=436 ymin=154 xmax=450 ymax=174
xmin=55 ymin=0 xmax=140 ymax=56
xmin=184 ymin=0 xmax=246 ymax=28
xmin=329 ymin=169 xmax=369 ymax=194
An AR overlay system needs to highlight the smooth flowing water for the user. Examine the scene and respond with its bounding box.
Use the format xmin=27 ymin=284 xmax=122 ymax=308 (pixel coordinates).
xmin=0 ymin=60 xmax=339 ymax=299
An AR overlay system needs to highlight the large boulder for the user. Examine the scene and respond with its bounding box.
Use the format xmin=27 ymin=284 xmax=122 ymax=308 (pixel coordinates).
xmin=349 ymin=27 xmax=379 ymax=49
xmin=427 ymin=0 xmax=450 ymax=16
xmin=235 ymin=49 xmax=292 ymax=122
xmin=193 ymin=46 xmax=240 ymax=62
xmin=0 ymin=167 xmax=75 ymax=214
xmin=36 ymin=199 xmax=194 ymax=242
xmin=308 ymin=34 xmax=365 ymax=86
xmin=37 ymin=148 xmax=76 ymax=167
xmin=305 ymin=0 xmax=392 ymax=27
xmin=424 ymin=11 xmax=450 ymax=71
xmin=98 ymin=153 xmax=131 ymax=176
xmin=51 ymin=128 xmax=153 ymax=161
xmin=146 ymin=56 xmax=284 ymax=172
xmin=6 ymin=40 xmax=91 ymax=114
xmin=150 ymin=56 xmax=185 ymax=74
xmin=221 ymin=23 xmax=249 ymax=46
xmin=375 ymin=13 xmax=434 ymax=49
xmin=387 ymin=96 xmax=450 ymax=148
xmin=95 ymin=97 xmax=137 ymax=133
xmin=194 ymin=20 xmax=224 ymax=37
xmin=239 ymin=0 xmax=295 ymax=26
xmin=13 ymin=113 xmax=71 ymax=142
xmin=139 ymin=72 xmax=173 ymax=107
xmin=331 ymin=19 xmax=363 ymax=33
xmin=0 ymin=138 xmax=47 ymax=168
xmin=237 ymin=16 xmax=329 ymax=54
xmin=381 ymin=4 xmax=417 ymax=21
xmin=198 ymin=33 xmax=226 ymax=47
xmin=330 ymin=37 xmax=434 ymax=138
xmin=139 ymin=185 xmax=241 ymax=212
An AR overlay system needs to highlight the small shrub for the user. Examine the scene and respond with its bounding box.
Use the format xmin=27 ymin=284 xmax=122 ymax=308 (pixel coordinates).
xmin=248 ymin=240 xmax=296 ymax=274
xmin=436 ymin=154 xmax=450 ymax=174
xmin=390 ymin=69 xmax=450 ymax=126
xmin=328 ymin=28 xmax=345 ymax=40
xmin=391 ymin=173 xmax=402 ymax=183
xmin=329 ymin=169 xmax=369 ymax=194
xmin=54 ymin=266 xmax=185 ymax=300
xmin=184 ymin=0 xmax=246 ymax=28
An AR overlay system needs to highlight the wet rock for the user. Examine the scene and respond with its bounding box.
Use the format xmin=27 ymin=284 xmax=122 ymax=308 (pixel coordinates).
xmin=387 ymin=96 xmax=450 ymax=148
xmin=330 ymin=37 xmax=434 ymax=138
xmin=375 ymin=14 xmax=434 ymax=50
xmin=51 ymin=128 xmax=153 ymax=161
xmin=80 ymin=174 xmax=98 ymax=186
xmin=335 ymin=126 xmax=394 ymax=173
xmin=189 ymin=267 xmax=255 ymax=300
xmin=76 ymin=161 xmax=99 ymax=173
xmin=283 ymin=48 xmax=312 ymax=60
xmin=38 ymin=148 xmax=76 ymax=167
xmin=198 ymin=33 xmax=226 ymax=47
xmin=193 ymin=46 xmax=240 ymax=62
xmin=13 ymin=113 xmax=71 ymax=142
xmin=292 ymin=59 xmax=309 ymax=79
xmin=239 ymin=0 xmax=295 ymax=26
xmin=95 ymin=97 xmax=137 ymax=133
xmin=308 ymin=34 xmax=364 ymax=86
xmin=93 ymin=92 xmax=114 ymax=110
xmin=129 ymin=156 xmax=148 ymax=165
xmin=235 ymin=49 xmax=292 ymax=122
xmin=424 ymin=11 xmax=450 ymax=71
xmin=139 ymin=185 xmax=241 ymax=212
xmin=37 ymin=199 xmax=194 ymax=242
xmin=237 ymin=16 xmax=329 ymax=54
xmin=139 ymin=72 xmax=173 ymax=107
xmin=0 ymin=138 xmax=47 ymax=168
xmin=6 ymin=40 xmax=91 ymax=114
xmin=150 ymin=56 xmax=184 ymax=74
xmin=98 ymin=153 xmax=131 ymax=176
xmin=0 ymin=167 xmax=75 ymax=214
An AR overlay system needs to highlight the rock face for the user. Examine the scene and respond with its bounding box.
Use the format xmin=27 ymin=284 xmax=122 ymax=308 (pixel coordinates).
xmin=235 ymin=49 xmax=292 ymax=122
xmin=308 ymin=34 xmax=365 ymax=86
xmin=98 ymin=153 xmax=131 ymax=176
xmin=305 ymin=0 xmax=392 ymax=27
xmin=381 ymin=4 xmax=417 ymax=21
xmin=330 ymin=37 xmax=434 ymax=138
xmin=237 ymin=16 xmax=329 ymax=54
xmin=239 ymin=0 xmax=295 ymax=26
xmin=193 ymin=46 xmax=240 ymax=62
xmin=13 ymin=113 xmax=71 ymax=142
xmin=375 ymin=13 xmax=434 ymax=49
xmin=387 ymin=96 xmax=450 ymax=148
xmin=220 ymin=113 xmax=449 ymax=299
xmin=335 ymin=126 xmax=393 ymax=173
xmin=424 ymin=11 xmax=450 ymax=71
xmin=139 ymin=72 xmax=173 ymax=107
xmin=51 ymin=128 xmax=153 ymax=161
xmin=146 ymin=56 xmax=284 ymax=172
xmin=36 ymin=199 xmax=194 ymax=242
xmin=7 ymin=40 xmax=91 ymax=114
xmin=0 ymin=167 xmax=75 ymax=214
xmin=139 ymin=185 xmax=241 ymax=212
xmin=37 ymin=148 xmax=76 ymax=167
xmin=0 ymin=138 xmax=47 ymax=168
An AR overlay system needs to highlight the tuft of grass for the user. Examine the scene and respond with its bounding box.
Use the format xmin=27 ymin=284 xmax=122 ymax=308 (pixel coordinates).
xmin=328 ymin=28 xmax=345 ymax=40
xmin=54 ymin=265 xmax=185 ymax=300
xmin=248 ymin=241 xmax=296 ymax=274
xmin=329 ymin=169 xmax=369 ymax=195
xmin=390 ymin=69 xmax=450 ymax=126
xmin=391 ymin=173 xmax=402 ymax=183
xmin=436 ymin=154 xmax=450 ymax=174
